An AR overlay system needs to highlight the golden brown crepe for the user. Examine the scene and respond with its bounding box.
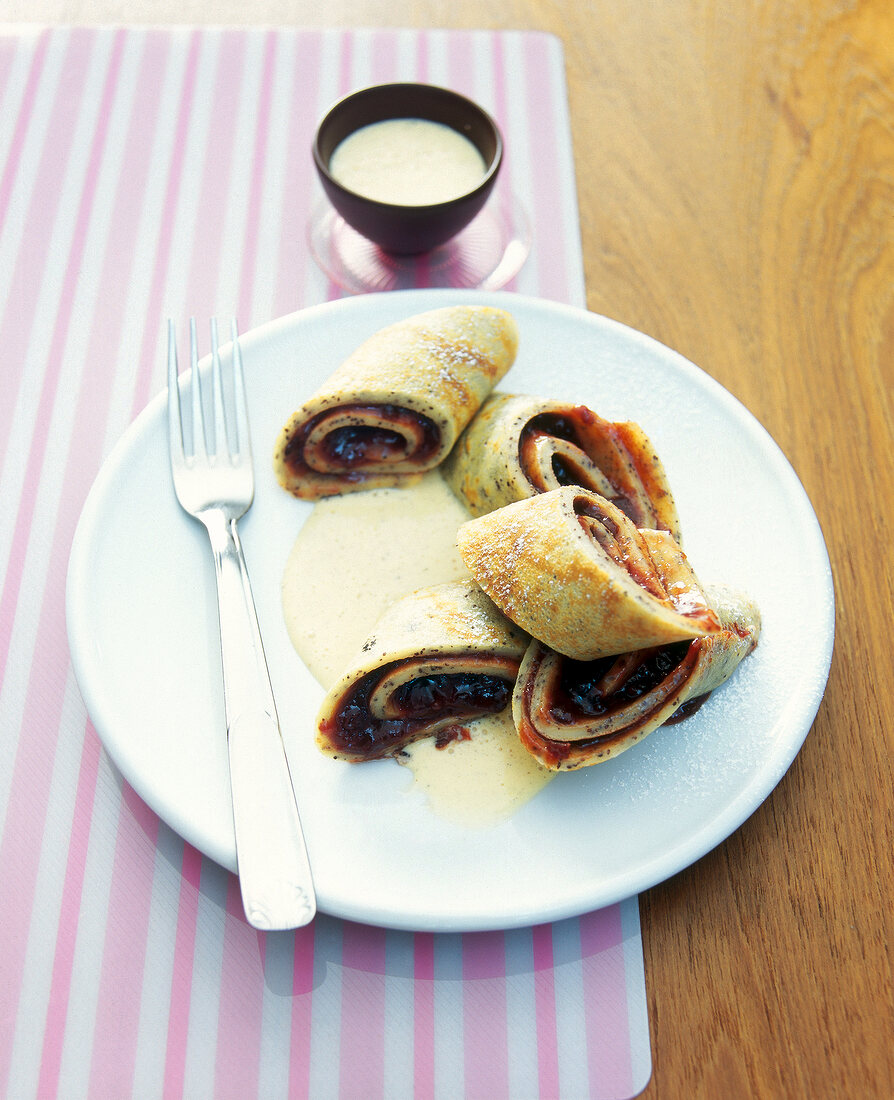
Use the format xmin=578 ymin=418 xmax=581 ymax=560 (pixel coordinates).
xmin=456 ymin=486 xmax=721 ymax=662
xmin=274 ymin=306 xmax=518 ymax=500
xmin=512 ymin=583 xmax=761 ymax=770
xmin=316 ymin=580 xmax=529 ymax=762
xmin=443 ymin=392 xmax=681 ymax=540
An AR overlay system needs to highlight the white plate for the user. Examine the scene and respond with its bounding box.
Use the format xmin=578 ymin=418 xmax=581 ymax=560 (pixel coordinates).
xmin=66 ymin=290 xmax=834 ymax=932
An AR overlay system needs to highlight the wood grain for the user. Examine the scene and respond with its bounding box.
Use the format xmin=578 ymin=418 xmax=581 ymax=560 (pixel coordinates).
xmin=9 ymin=0 xmax=892 ymax=1095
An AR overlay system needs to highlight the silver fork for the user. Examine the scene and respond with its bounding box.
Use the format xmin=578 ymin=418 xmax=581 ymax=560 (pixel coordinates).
xmin=167 ymin=318 xmax=315 ymax=930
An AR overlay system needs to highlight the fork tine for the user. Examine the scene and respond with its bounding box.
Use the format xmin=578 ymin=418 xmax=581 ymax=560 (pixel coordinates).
xmin=189 ymin=318 xmax=207 ymax=460
xmin=230 ymin=319 xmax=251 ymax=463
xmin=210 ymin=318 xmax=229 ymax=460
xmin=167 ymin=319 xmax=185 ymax=466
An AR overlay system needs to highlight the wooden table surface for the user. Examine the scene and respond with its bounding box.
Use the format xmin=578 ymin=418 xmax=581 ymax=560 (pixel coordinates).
xmin=11 ymin=1 xmax=892 ymax=1096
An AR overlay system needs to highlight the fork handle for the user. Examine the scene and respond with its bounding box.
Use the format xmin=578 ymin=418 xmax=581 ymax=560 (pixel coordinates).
xmin=206 ymin=512 xmax=316 ymax=930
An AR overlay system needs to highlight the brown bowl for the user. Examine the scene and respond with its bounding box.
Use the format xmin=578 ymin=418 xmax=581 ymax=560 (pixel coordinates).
xmin=313 ymin=82 xmax=503 ymax=255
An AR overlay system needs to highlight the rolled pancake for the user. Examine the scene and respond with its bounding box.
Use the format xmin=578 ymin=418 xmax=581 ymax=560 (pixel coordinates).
xmin=512 ymin=583 xmax=761 ymax=770
xmin=456 ymin=486 xmax=721 ymax=662
xmin=274 ymin=306 xmax=518 ymax=500
xmin=443 ymin=392 xmax=681 ymax=540
xmin=316 ymin=580 xmax=529 ymax=762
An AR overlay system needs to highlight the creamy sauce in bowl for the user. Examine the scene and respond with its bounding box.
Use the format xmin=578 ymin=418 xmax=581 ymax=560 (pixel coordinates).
xmin=328 ymin=118 xmax=488 ymax=206
xmin=281 ymin=472 xmax=553 ymax=826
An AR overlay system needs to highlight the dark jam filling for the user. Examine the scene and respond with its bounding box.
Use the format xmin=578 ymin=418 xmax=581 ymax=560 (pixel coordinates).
xmin=322 ymin=424 xmax=404 ymax=465
xmin=285 ymin=404 xmax=440 ymax=473
xmin=526 ymin=411 xmax=582 ymax=445
xmin=665 ymin=693 xmax=708 ymax=723
xmin=393 ymin=674 xmax=511 ymax=716
xmin=549 ymin=641 xmax=690 ymax=723
xmin=323 ymin=671 xmax=512 ymax=756
xmin=551 ymin=453 xmax=578 ymax=486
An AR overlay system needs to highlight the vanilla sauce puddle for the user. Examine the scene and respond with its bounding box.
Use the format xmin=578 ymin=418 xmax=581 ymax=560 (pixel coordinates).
xmin=281 ymin=472 xmax=553 ymax=826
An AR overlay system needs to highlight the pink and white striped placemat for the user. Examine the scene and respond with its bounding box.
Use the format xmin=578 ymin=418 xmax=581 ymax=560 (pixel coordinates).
xmin=0 ymin=25 xmax=652 ymax=1098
